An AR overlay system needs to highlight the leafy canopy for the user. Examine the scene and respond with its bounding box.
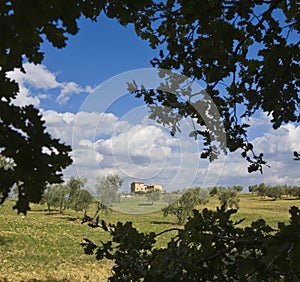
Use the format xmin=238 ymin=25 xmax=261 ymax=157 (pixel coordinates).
xmin=106 ymin=0 xmax=300 ymax=172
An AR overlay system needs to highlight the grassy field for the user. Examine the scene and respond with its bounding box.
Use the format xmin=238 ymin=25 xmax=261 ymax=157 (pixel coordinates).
xmin=1 ymin=194 xmax=300 ymax=281
xmin=109 ymin=194 xmax=176 ymax=214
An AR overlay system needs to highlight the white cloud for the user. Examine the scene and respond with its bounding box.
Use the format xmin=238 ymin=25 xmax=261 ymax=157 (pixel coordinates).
xmin=56 ymin=82 xmax=93 ymax=104
xmin=74 ymin=111 xmax=123 ymax=136
xmin=41 ymin=110 xmax=75 ymax=145
xmin=253 ymin=123 xmax=300 ymax=155
xmin=41 ymin=106 xmax=300 ymax=192
xmin=94 ymin=124 xmax=178 ymax=183
xmin=200 ymin=123 xmax=300 ymax=188
xmin=38 ymin=94 xmax=51 ymax=100
xmin=12 ymin=84 xmax=41 ymax=107
xmin=96 ymin=125 xmax=173 ymax=160
xmin=42 ymin=110 xmax=126 ymax=147
xmin=8 ymin=63 xmax=60 ymax=90
xmin=8 ymin=62 xmax=298 ymax=191
xmin=7 ymin=62 xmax=92 ymax=106
xmin=41 ymin=109 xmax=194 ymax=189
xmin=242 ymin=112 xmax=271 ymax=128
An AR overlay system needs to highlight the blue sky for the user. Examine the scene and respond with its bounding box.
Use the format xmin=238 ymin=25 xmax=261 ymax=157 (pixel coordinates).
xmin=7 ymin=15 xmax=300 ymax=193
xmin=39 ymin=16 xmax=156 ymax=113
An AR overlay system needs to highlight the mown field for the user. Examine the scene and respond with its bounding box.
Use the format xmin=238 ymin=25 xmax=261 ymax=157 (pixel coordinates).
xmin=1 ymin=193 xmax=300 ymax=281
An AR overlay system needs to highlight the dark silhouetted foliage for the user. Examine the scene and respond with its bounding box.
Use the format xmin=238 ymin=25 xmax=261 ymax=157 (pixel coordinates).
xmin=82 ymin=205 xmax=300 ymax=281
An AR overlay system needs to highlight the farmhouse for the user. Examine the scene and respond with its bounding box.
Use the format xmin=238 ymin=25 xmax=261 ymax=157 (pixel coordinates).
xmin=131 ymin=182 xmax=163 ymax=193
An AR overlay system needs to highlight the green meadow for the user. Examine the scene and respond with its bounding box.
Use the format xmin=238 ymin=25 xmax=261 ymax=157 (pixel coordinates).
xmin=1 ymin=194 xmax=300 ymax=281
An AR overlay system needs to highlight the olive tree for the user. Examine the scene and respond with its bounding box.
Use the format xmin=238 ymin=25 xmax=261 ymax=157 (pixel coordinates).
xmin=41 ymin=184 xmax=68 ymax=214
xmin=218 ymin=187 xmax=240 ymax=210
xmin=163 ymin=187 xmax=209 ymax=225
xmin=66 ymin=177 xmax=87 ymax=210
xmin=146 ymin=190 xmax=162 ymax=204
xmin=95 ymin=174 xmax=123 ymax=208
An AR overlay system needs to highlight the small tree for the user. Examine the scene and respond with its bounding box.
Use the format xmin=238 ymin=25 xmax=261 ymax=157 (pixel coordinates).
xmin=74 ymin=189 xmax=94 ymax=214
xmin=163 ymin=188 xmax=209 ymax=225
xmin=41 ymin=185 xmax=55 ymax=212
xmin=54 ymin=184 xmax=69 ymax=214
xmin=265 ymin=185 xmax=285 ymax=200
xmin=218 ymin=188 xmax=240 ymax=210
xmin=66 ymin=177 xmax=87 ymax=210
xmin=290 ymin=186 xmax=300 ymax=199
xmin=232 ymin=185 xmax=243 ymax=193
xmin=95 ymin=174 xmax=123 ymax=207
xmin=248 ymin=184 xmax=258 ymax=193
xmin=209 ymin=186 xmax=219 ymax=196
xmin=257 ymin=183 xmax=267 ymax=198
xmin=162 ymin=192 xmax=181 ymax=206
xmin=146 ymin=190 xmax=162 ymax=205
xmin=42 ymin=184 xmax=68 ymax=213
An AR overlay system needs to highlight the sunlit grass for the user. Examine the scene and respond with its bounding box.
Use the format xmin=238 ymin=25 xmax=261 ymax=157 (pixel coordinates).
xmin=0 ymin=199 xmax=176 ymax=281
xmin=203 ymin=193 xmax=300 ymax=227
xmin=0 ymin=200 xmax=112 ymax=281
xmin=111 ymin=194 xmax=168 ymax=213
xmin=1 ymin=193 xmax=299 ymax=281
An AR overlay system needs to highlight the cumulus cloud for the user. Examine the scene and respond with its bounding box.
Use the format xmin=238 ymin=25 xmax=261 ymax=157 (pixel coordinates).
xmin=253 ymin=123 xmax=300 ymax=155
xmin=40 ymin=105 xmax=300 ymax=191
xmin=8 ymin=63 xmax=60 ymax=90
xmin=96 ymin=125 xmax=173 ymax=160
xmin=41 ymin=109 xmax=194 ymax=189
xmin=41 ymin=110 xmax=125 ymax=145
xmin=56 ymin=82 xmax=93 ymax=104
xmin=241 ymin=112 xmax=272 ymax=128
xmin=202 ymin=123 xmax=300 ymax=188
xmin=7 ymin=62 xmax=92 ymax=106
xmin=94 ymin=124 xmax=178 ymax=182
xmin=8 ymin=62 xmax=298 ymax=191
xmin=12 ymin=84 xmax=41 ymax=107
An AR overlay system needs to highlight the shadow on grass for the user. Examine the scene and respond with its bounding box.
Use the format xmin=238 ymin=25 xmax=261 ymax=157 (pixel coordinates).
xmin=1 ymin=279 xmax=70 ymax=282
xmin=44 ymin=211 xmax=64 ymax=215
xmin=138 ymin=203 xmax=154 ymax=206
xmin=42 ymin=211 xmax=80 ymax=222
xmin=66 ymin=217 xmax=78 ymax=222
xmin=43 ymin=212 xmax=74 ymax=217
xmin=0 ymin=236 xmax=12 ymax=246
xmin=258 ymin=197 xmax=300 ymax=201
xmin=151 ymin=220 xmax=177 ymax=225
xmin=29 ymin=209 xmax=49 ymax=212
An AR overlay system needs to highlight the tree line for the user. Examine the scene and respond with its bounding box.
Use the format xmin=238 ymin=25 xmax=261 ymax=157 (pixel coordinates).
xmin=41 ymin=177 xmax=92 ymax=214
xmin=162 ymin=186 xmax=242 ymax=225
xmin=41 ymin=174 xmax=123 ymax=214
xmin=40 ymin=178 xmax=300 ymax=220
xmin=249 ymin=183 xmax=300 ymax=200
